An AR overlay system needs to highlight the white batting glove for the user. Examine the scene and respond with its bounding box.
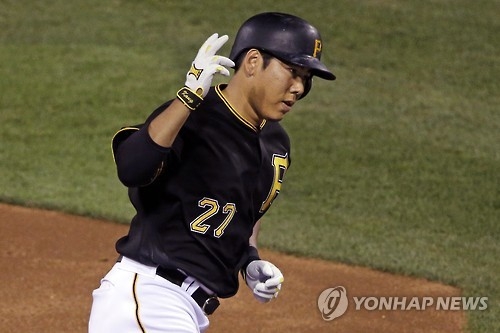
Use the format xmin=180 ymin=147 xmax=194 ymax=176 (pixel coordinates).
xmin=245 ymin=260 xmax=284 ymax=303
xmin=185 ymin=33 xmax=234 ymax=98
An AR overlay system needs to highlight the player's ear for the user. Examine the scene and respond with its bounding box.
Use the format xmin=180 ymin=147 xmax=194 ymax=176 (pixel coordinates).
xmin=242 ymin=49 xmax=261 ymax=77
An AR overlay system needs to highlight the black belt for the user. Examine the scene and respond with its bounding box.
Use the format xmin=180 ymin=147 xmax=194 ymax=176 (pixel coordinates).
xmin=156 ymin=266 xmax=220 ymax=315
xmin=117 ymin=256 xmax=219 ymax=315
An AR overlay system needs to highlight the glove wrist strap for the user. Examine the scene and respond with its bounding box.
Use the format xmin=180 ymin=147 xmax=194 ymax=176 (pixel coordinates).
xmin=177 ymin=86 xmax=203 ymax=111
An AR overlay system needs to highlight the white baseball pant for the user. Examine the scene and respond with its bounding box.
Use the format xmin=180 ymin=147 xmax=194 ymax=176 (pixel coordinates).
xmin=88 ymin=256 xmax=210 ymax=333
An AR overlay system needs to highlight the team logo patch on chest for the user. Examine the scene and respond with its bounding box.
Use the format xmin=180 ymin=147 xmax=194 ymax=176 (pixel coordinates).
xmin=260 ymin=153 xmax=289 ymax=213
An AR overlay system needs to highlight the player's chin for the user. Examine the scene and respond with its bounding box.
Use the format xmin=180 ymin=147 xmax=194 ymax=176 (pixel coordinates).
xmin=263 ymin=104 xmax=292 ymax=122
xmin=274 ymin=104 xmax=292 ymax=119
xmin=266 ymin=112 xmax=287 ymax=122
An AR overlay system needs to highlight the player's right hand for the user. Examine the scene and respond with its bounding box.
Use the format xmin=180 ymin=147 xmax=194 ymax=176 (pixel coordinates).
xmin=185 ymin=33 xmax=235 ymax=98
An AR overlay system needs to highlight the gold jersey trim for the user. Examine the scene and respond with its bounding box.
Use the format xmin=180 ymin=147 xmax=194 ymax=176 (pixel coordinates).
xmin=111 ymin=126 xmax=165 ymax=185
xmin=111 ymin=126 xmax=140 ymax=163
xmin=215 ymin=84 xmax=266 ymax=132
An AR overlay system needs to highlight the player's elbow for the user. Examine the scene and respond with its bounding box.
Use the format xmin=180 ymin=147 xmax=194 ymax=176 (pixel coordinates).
xmin=115 ymin=157 xmax=164 ymax=188
xmin=116 ymin=165 xmax=141 ymax=187
xmin=113 ymin=127 xmax=170 ymax=187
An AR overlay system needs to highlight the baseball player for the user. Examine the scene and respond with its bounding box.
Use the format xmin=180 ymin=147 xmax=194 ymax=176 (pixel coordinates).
xmin=88 ymin=12 xmax=335 ymax=333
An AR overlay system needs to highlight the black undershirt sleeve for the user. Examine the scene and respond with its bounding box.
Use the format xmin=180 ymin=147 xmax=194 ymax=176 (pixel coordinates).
xmin=240 ymin=246 xmax=261 ymax=279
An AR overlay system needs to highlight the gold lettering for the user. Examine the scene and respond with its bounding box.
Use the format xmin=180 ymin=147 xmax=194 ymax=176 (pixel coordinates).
xmin=260 ymin=154 xmax=289 ymax=213
xmin=181 ymin=90 xmax=194 ymax=103
xmin=313 ymin=39 xmax=322 ymax=58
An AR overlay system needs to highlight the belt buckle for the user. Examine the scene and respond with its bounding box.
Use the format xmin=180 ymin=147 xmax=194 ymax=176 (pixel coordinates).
xmin=202 ymin=296 xmax=220 ymax=315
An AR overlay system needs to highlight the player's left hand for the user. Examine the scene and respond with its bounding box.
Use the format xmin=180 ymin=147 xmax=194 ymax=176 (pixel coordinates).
xmin=244 ymin=260 xmax=284 ymax=303
xmin=185 ymin=33 xmax=235 ymax=98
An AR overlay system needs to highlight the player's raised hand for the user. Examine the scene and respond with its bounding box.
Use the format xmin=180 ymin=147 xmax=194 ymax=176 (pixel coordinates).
xmin=177 ymin=33 xmax=234 ymax=110
xmin=187 ymin=33 xmax=234 ymax=96
xmin=244 ymin=260 xmax=284 ymax=303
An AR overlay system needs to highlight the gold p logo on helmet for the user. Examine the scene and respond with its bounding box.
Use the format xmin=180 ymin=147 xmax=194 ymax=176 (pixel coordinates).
xmin=313 ymin=39 xmax=322 ymax=58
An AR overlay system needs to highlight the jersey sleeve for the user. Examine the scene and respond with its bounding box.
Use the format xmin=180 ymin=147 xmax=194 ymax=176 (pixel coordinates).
xmin=111 ymin=100 xmax=179 ymax=187
xmin=112 ymin=126 xmax=171 ymax=187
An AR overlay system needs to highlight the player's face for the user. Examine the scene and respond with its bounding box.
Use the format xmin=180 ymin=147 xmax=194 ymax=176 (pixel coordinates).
xmin=251 ymin=56 xmax=311 ymax=122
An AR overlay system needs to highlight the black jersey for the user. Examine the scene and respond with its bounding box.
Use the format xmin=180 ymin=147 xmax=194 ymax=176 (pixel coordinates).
xmin=112 ymin=84 xmax=291 ymax=297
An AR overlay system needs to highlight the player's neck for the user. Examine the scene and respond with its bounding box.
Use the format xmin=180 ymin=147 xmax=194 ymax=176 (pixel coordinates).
xmin=222 ymin=81 xmax=263 ymax=128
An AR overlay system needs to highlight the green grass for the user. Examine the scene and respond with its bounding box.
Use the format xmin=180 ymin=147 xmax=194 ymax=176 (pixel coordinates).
xmin=1 ymin=1 xmax=498 ymax=332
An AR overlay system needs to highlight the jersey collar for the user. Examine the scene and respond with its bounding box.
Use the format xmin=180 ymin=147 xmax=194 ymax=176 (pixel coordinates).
xmin=215 ymin=84 xmax=266 ymax=132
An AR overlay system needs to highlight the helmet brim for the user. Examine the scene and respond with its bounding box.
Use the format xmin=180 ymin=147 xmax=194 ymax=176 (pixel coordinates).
xmin=272 ymin=52 xmax=336 ymax=81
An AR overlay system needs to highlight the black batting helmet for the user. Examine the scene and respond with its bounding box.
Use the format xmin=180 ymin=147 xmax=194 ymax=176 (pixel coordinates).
xmin=229 ymin=12 xmax=336 ymax=98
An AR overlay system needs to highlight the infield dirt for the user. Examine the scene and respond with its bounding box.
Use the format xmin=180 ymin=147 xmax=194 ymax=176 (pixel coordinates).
xmin=0 ymin=203 xmax=464 ymax=332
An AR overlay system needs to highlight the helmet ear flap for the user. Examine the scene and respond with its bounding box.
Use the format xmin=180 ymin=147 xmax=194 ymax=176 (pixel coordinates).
xmin=299 ymin=77 xmax=313 ymax=99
